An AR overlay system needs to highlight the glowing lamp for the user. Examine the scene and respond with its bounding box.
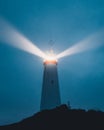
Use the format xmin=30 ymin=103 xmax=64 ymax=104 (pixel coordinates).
xmin=44 ymin=58 xmax=57 ymax=65
xmin=43 ymin=50 xmax=58 ymax=65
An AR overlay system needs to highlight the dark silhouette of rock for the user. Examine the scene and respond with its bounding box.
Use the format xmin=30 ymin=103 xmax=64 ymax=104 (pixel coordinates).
xmin=0 ymin=104 xmax=104 ymax=130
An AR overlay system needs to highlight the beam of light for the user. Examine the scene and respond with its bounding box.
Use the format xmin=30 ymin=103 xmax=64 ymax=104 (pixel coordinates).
xmin=0 ymin=17 xmax=46 ymax=59
xmin=56 ymin=30 xmax=104 ymax=59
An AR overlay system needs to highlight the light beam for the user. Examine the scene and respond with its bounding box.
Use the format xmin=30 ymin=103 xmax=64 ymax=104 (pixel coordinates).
xmin=56 ymin=30 xmax=104 ymax=59
xmin=0 ymin=17 xmax=46 ymax=59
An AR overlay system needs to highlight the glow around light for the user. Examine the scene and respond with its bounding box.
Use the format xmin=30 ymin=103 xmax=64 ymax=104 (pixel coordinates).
xmin=43 ymin=50 xmax=58 ymax=64
xmin=0 ymin=17 xmax=46 ymax=59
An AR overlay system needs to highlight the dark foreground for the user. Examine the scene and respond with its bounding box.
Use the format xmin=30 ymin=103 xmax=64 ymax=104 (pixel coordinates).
xmin=0 ymin=105 xmax=104 ymax=130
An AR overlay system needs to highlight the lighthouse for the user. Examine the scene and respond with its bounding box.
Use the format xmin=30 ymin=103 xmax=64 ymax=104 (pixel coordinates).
xmin=40 ymin=50 xmax=61 ymax=110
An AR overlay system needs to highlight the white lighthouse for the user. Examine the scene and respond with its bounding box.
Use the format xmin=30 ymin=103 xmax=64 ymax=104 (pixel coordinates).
xmin=40 ymin=50 xmax=61 ymax=110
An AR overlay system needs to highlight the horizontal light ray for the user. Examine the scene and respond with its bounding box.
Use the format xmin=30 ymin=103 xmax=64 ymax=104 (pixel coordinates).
xmin=0 ymin=18 xmax=46 ymax=59
xmin=56 ymin=30 xmax=104 ymax=59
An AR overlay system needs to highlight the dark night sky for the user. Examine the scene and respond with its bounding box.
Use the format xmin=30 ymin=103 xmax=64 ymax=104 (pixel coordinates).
xmin=0 ymin=0 xmax=104 ymax=125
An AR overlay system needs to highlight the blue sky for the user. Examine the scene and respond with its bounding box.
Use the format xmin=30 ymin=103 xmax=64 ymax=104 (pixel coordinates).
xmin=0 ymin=0 xmax=104 ymax=125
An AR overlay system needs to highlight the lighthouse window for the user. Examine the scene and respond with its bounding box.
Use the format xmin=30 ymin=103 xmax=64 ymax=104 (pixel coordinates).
xmin=51 ymin=80 xmax=54 ymax=84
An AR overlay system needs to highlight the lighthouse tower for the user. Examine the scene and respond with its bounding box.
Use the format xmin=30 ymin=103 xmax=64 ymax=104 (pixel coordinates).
xmin=40 ymin=50 xmax=61 ymax=110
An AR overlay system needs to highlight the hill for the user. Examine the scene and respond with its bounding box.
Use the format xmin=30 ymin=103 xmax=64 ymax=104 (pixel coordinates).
xmin=0 ymin=104 xmax=104 ymax=130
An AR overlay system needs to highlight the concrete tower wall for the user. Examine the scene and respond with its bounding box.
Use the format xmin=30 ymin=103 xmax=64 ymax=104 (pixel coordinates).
xmin=40 ymin=63 xmax=61 ymax=110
